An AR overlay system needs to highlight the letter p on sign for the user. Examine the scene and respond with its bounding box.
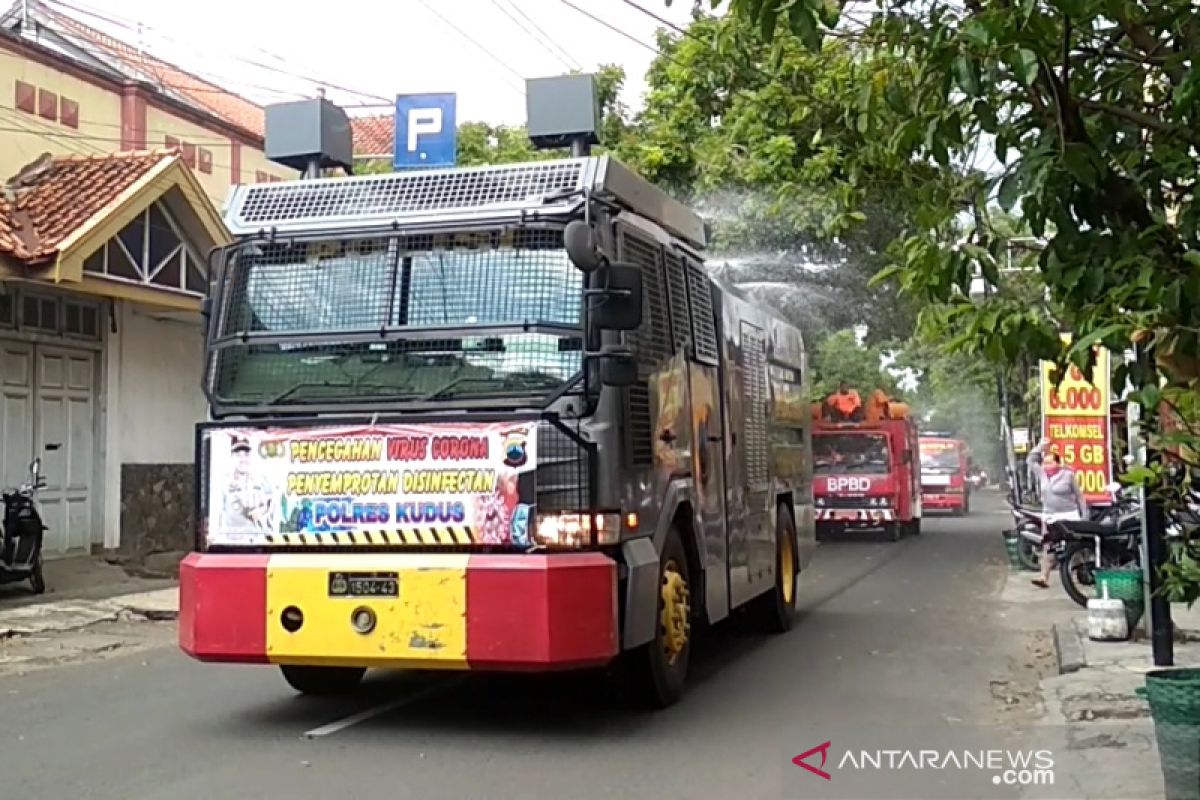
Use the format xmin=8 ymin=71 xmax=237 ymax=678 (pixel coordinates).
xmin=394 ymin=93 xmax=457 ymax=169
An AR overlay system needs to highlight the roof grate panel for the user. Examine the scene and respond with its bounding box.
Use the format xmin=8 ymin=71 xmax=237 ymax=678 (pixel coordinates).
xmin=226 ymin=159 xmax=590 ymax=233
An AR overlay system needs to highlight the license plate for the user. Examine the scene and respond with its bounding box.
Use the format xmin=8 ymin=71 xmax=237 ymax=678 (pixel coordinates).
xmin=328 ymin=571 xmax=399 ymax=598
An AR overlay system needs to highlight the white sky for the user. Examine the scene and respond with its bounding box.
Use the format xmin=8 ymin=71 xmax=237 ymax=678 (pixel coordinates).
xmin=53 ymin=0 xmax=716 ymax=125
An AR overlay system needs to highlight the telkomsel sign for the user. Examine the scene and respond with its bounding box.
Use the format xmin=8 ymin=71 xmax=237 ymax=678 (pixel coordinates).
xmin=1040 ymin=343 xmax=1113 ymax=505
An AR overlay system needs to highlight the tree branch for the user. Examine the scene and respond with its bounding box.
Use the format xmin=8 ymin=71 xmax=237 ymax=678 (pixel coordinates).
xmin=1077 ymin=99 xmax=1198 ymax=144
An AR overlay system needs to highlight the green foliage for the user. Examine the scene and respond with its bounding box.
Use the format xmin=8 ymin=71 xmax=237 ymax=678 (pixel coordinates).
xmin=631 ymin=13 xmax=964 ymax=343
xmin=725 ymin=0 xmax=1200 ymax=598
xmin=809 ymin=330 xmax=898 ymax=399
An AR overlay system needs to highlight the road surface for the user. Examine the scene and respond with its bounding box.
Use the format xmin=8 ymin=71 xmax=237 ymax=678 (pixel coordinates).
xmin=1 ymin=493 xmax=1046 ymax=799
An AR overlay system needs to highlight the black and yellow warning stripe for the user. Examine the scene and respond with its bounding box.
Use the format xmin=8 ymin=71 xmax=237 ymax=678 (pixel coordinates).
xmin=264 ymin=527 xmax=477 ymax=546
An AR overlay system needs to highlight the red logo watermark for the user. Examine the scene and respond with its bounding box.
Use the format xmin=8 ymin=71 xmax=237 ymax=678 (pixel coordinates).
xmin=792 ymin=741 xmax=833 ymax=780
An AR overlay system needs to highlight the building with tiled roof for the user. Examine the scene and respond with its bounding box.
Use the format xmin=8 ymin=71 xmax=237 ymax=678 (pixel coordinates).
xmin=0 ymin=147 xmax=229 ymax=563
xmin=0 ymin=1 xmax=405 ymax=567
xmin=0 ymin=0 xmax=298 ymax=207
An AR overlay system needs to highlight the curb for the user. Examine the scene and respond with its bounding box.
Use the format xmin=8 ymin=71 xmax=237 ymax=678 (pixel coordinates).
xmin=1054 ymin=620 xmax=1087 ymax=674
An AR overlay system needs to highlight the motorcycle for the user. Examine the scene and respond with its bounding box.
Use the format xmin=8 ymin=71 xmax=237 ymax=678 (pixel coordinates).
xmin=0 ymin=445 xmax=58 ymax=595
xmin=1004 ymin=485 xmax=1121 ymax=573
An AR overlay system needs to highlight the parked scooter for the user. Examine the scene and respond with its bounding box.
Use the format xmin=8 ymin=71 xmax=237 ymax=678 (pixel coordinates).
xmin=1004 ymin=485 xmax=1120 ymax=573
xmin=0 ymin=444 xmax=59 ymax=595
xmin=1051 ymin=492 xmax=1143 ymax=607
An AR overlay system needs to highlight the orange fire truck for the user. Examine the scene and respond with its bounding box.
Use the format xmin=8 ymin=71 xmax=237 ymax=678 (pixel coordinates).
xmin=811 ymin=387 xmax=922 ymax=541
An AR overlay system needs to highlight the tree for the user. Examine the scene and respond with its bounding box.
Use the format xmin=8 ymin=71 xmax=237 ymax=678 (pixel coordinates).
xmin=628 ymin=13 xmax=963 ymax=343
xmin=809 ymin=329 xmax=898 ymax=399
xmin=723 ymin=0 xmax=1200 ymax=600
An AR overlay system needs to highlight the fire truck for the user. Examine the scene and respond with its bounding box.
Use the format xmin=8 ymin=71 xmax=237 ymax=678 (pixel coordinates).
xmin=919 ymin=435 xmax=971 ymax=515
xmin=178 ymin=77 xmax=815 ymax=708
xmin=810 ymin=387 xmax=921 ymax=541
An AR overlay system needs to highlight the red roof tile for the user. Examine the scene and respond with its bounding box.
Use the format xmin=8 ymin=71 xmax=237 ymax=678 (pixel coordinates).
xmin=0 ymin=151 xmax=173 ymax=263
xmin=352 ymin=115 xmax=394 ymax=157
xmin=39 ymin=3 xmax=267 ymax=139
xmin=31 ymin=4 xmax=391 ymax=159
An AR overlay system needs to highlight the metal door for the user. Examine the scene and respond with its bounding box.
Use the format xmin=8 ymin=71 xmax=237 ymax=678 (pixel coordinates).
xmin=33 ymin=345 xmax=95 ymax=554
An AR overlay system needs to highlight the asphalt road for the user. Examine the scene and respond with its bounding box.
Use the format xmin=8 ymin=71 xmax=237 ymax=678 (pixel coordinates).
xmin=0 ymin=492 xmax=1042 ymax=800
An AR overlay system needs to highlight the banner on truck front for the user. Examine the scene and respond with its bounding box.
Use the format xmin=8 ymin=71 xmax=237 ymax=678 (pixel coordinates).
xmin=1039 ymin=345 xmax=1113 ymax=505
xmin=205 ymin=422 xmax=538 ymax=546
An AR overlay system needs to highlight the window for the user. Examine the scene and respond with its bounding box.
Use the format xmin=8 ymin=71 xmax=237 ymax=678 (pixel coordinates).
xmin=59 ymin=97 xmax=79 ymax=129
xmin=164 ymin=135 xmax=180 ymax=150
xmin=22 ymin=295 xmax=59 ymax=332
xmin=81 ymin=201 xmax=207 ymax=295
xmin=64 ymin=300 xmax=99 ymax=338
xmin=37 ymin=88 xmax=57 ymax=121
xmin=0 ymin=292 xmax=13 ymax=326
xmin=198 ymin=147 xmax=213 ymax=174
xmin=181 ymin=142 xmax=197 ymax=169
xmin=14 ymin=80 xmax=35 ymax=114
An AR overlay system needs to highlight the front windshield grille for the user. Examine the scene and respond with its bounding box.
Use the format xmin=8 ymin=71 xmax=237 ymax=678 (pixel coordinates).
xmin=814 ymin=433 xmax=891 ymax=475
xmin=209 ymin=229 xmax=583 ymax=406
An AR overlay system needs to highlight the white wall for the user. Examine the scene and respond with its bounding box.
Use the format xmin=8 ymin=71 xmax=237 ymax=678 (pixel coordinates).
xmin=117 ymin=302 xmax=207 ymax=463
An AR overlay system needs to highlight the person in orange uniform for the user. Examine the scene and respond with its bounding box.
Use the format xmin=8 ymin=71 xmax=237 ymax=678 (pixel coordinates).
xmin=824 ymin=382 xmax=864 ymax=422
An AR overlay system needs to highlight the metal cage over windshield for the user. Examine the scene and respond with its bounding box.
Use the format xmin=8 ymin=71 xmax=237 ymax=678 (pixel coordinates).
xmin=205 ymin=227 xmax=585 ymax=413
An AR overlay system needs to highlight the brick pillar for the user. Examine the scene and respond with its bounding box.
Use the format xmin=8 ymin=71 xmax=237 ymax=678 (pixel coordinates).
xmin=120 ymin=83 xmax=147 ymax=151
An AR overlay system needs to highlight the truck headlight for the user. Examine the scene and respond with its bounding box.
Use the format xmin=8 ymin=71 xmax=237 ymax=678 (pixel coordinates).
xmin=535 ymin=512 xmax=621 ymax=546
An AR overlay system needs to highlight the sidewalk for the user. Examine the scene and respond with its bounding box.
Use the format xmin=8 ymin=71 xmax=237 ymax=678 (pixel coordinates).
xmin=1000 ymin=570 xmax=1200 ymax=800
xmin=0 ymin=554 xmax=175 ymax=608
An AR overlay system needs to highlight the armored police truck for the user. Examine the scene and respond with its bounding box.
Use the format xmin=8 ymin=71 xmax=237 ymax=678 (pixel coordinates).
xmin=179 ymin=77 xmax=815 ymax=707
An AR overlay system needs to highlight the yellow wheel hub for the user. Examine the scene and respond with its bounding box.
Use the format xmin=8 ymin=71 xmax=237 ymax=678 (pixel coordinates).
xmin=660 ymin=560 xmax=690 ymax=664
xmin=781 ymin=530 xmax=795 ymax=605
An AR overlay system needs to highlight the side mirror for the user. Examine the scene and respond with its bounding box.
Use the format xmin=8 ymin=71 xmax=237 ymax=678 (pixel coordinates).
xmin=564 ymin=220 xmax=604 ymax=273
xmin=600 ymin=353 xmax=638 ymax=387
xmin=590 ymin=264 xmax=643 ymax=331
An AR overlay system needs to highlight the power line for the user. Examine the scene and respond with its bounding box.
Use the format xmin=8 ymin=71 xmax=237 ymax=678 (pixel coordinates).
xmin=42 ymin=0 xmax=394 ymax=104
xmin=502 ymin=0 xmax=581 ymax=69
xmin=489 ymin=0 xmax=576 ymax=71
xmin=557 ymin=1 xmax=659 ymax=55
xmin=415 ymin=0 xmax=526 ymax=97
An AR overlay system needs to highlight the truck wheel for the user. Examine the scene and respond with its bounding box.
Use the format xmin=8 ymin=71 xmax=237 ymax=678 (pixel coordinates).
xmin=280 ymin=665 xmax=366 ymax=696
xmin=907 ymin=519 xmax=922 ymax=537
xmin=624 ymin=527 xmax=691 ymax=709
xmin=748 ymin=505 xmax=799 ymax=633
xmin=886 ymin=523 xmax=902 ymax=542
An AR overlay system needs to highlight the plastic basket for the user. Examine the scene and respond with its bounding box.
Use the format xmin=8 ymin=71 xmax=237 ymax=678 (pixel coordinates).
xmin=1138 ymin=669 xmax=1200 ymax=800
xmin=1095 ymin=568 xmax=1145 ymax=631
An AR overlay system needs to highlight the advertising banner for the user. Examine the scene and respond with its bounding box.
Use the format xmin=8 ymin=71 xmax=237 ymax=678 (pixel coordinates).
xmin=206 ymin=422 xmax=537 ymax=546
xmin=1039 ymin=346 xmax=1113 ymax=505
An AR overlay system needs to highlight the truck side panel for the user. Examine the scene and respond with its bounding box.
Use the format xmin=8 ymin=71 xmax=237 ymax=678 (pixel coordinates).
xmin=717 ymin=289 xmax=776 ymax=609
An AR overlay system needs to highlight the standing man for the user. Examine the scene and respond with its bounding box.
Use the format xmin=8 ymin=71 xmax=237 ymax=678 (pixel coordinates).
xmin=222 ymin=436 xmax=275 ymax=533
xmin=1028 ymin=440 xmax=1089 ymax=588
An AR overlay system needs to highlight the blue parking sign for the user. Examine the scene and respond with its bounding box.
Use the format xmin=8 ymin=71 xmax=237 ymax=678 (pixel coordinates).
xmin=394 ymin=93 xmax=457 ymax=169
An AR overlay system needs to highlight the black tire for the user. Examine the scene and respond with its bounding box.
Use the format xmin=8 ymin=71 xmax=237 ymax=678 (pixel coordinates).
xmin=747 ymin=505 xmax=799 ymax=633
xmin=1058 ymin=541 xmax=1136 ymax=608
xmin=1016 ymin=535 xmax=1040 ymax=572
xmin=280 ymin=665 xmax=366 ymax=696
xmin=910 ymin=518 xmax=922 ymax=536
xmin=886 ymin=522 xmax=902 ymax=542
xmin=29 ymin=556 xmax=45 ymax=595
xmin=624 ymin=527 xmax=691 ymax=709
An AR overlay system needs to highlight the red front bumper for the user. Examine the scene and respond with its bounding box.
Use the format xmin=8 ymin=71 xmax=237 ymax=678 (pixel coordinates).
xmin=922 ymin=493 xmax=965 ymax=510
xmin=179 ymin=551 xmax=619 ymax=671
